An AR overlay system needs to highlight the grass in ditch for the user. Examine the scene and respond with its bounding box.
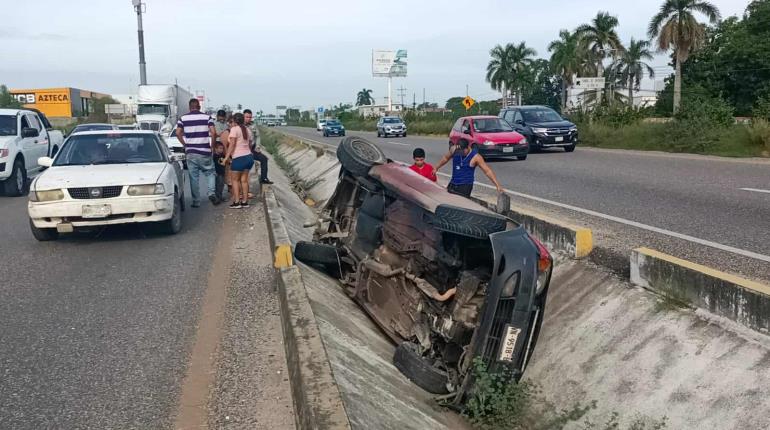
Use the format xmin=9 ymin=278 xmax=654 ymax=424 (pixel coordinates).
xmin=260 ymin=128 xmax=294 ymax=174
xmin=463 ymin=358 xmax=668 ymax=430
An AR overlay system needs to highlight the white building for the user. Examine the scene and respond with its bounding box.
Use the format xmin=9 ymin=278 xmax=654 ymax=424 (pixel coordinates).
xmin=357 ymin=103 xmax=404 ymax=118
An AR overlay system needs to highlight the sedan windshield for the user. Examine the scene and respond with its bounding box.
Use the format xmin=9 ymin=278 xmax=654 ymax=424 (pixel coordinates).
xmin=473 ymin=118 xmax=513 ymax=133
xmin=54 ymin=134 xmax=165 ymax=166
xmin=522 ymin=108 xmax=562 ymax=123
xmin=0 ymin=115 xmax=16 ymax=136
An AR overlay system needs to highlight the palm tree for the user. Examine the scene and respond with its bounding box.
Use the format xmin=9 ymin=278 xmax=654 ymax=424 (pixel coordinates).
xmin=648 ymin=0 xmax=720 ymax=114
xmin=548 ymin=30 xmax=594 ymax=111
xmin=356 ymin=89 xmax=374 ymax=106
xmin=613 ymin=38 xmax=655 ymax=107
xmin=576 ymin=12 xmax=625 ymax=105
xmin=486 ymin=44 xmax=514 ymax=107
xmin=486 ymin=42 xmax=536 ymax=107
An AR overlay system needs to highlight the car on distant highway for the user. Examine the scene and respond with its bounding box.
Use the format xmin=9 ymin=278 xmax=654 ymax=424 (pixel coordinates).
xmin=70 ymin=123 xmax=119 ymax=134
xmin=27 ymin=130 xmax=185 ymax=241
xmin=317 ymin=119 xmax=327 ymax=131
xmin=449 ymin=116 xmax=529 ymax=160
xmin=294 ymin=137 xmax=551 ymax=405
xmin=376 ymin=116 xmax=407 ymax=138
xmin=323 ymin=119 xmax=345 ymax=137
xmin=499 ymin=106 xmax=578 ymax=152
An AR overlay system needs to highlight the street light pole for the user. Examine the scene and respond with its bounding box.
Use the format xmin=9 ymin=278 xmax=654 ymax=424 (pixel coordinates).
xmin=132 ymin=0 xmax=147 ymax=85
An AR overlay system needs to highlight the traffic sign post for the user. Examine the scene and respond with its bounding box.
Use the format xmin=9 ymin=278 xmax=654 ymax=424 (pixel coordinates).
xmin=462 ymin=96 xmax=476 ymax=110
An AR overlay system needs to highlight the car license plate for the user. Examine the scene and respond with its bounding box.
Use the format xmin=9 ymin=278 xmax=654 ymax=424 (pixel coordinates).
xmin=498 ymin=325 xmax=521 ymax=362
xmin=555 ymin=136 xmax=564 ymax=142
xmin=503 ymin=147 xmax=514 ymax=153
xmin=82 ymin=204 xmax=112 ymax=219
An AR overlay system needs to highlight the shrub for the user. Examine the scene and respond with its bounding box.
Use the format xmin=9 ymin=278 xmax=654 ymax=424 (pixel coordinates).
xmin=747 ymin=119 xmax=770 ymax=152
xmin=753 ymin=94 xmax=770 ymax=120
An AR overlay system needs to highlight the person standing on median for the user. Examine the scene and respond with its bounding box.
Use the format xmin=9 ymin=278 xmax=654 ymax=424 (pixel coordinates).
xmin=243 ymin=109 xmax=273 ymax=185
xmin=213 ymin=110 xmax=233 ymax=193
xmin=433 ymin=140 xmax=503 ymax=197
xmin=409 ymin=148 xmax=437 ymax=182
xmin=225 ymin=113 xmax=254 ymax=209
xmin=176 ymin=98 xmax=220 ymax=207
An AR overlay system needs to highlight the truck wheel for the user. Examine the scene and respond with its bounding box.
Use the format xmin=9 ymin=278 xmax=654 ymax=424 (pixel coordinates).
xmin=431 ymin=205 xmax=508 ymax=239
xmin=393 ymin=342 xmax=449 ymax=394
xmin=29 ymin=219 xmax=58 ymax=241
xmin=3 ymin=158 xmax=27 ymax=197
xmin=336 ymin=136 xmax=386 ymax=178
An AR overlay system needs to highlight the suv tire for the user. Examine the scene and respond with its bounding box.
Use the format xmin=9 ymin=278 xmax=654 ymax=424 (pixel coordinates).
xmin=393 ymin=342 xmax=449 ymax=394
xmin=294 ymin=241 xmax=340 ymax=265
xmin=336 ymin=136 xmax=386 ymax=178
xmin=564 ymin=144 xmax=576 ymax=152
xmin=4 ymin=158 xmax=27 ymax=197
xmin=431 ymin=205 xmax=508 ymax=239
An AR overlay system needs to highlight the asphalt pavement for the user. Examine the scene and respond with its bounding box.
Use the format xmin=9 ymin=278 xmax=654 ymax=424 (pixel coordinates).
xmin=279 ymin=126 xmax=770 ymax=282
xmin=0 ymin=182 xmax=293 ymax=428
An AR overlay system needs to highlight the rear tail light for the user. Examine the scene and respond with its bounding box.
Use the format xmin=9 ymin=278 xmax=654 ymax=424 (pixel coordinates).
xmin=528 ymin=234 xmax=552 ymax=295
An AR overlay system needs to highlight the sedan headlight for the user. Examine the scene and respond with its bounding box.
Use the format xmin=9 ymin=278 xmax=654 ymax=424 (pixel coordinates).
xmin=30 ymin=189 xmax=64 ymax=202
xmin=482 ymin=141 xmax=496 ymax=146
xmin=127 ymin=184 xmax=165 ymax=196
xmin=532 ymin=127 xmax=548 ymax=134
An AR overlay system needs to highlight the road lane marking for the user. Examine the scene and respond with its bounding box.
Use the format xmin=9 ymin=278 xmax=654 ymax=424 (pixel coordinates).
xmin=740 ymin=188 xmax=770 ymax=194
xmin=279 ymin=129 xmax=770 ymax=264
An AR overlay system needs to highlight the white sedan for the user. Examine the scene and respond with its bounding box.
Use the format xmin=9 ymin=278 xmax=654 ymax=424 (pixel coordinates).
xmin=28 ymin=130 xmax=186 ymax=241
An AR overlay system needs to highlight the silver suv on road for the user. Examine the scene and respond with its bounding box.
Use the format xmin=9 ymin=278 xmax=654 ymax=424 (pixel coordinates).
xmin=376 ymin=116 xmax=407 ymax=138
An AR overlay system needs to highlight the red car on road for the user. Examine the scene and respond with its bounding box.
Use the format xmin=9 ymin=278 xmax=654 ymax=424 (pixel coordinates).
xmin=448 ymin=116 xmax=529 ymax=160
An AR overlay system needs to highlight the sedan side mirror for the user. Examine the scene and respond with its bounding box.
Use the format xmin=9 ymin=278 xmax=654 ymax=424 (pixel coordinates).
xmin=22 ymin=128 xmax=39 ymax=138
xmin=514 ymin=119 xmax=524 ymax=125
xmin=38 ymin=156 xmax=53 ymax=168
xmin=462 ymin=128 xmax=471 ymax=135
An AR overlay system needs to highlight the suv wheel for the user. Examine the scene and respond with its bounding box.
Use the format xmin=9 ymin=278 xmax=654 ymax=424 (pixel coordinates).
xmin=430 ymin=204 xmax=508 ymax=239
xmin=3 ymin=158 xmax=27 ymax=196
xmin=564 ymin=144 xmax=576 ymax=152
xmin=336 ymin=136 xmax=386 ymax=178
xmin=393 ymin=342 xmax=449 ymax=394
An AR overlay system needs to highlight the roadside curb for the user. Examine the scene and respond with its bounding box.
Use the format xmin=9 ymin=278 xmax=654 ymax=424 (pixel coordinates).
xmin=263 ymin=187 xmax=352 ymax=430
xmin=470 ymin=194 xmax=593 ymax=259
xmin=631 ymin=247 xmax=770 ymax=333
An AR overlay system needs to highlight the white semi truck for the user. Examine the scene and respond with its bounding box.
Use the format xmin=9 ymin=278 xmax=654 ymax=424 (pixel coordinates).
xmin=136 ymin=84 xmax=193 ymax=133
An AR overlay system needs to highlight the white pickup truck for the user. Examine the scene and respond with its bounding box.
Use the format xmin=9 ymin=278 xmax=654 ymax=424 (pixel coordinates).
xmin=0 ymin=108 xmax=64 ymax=196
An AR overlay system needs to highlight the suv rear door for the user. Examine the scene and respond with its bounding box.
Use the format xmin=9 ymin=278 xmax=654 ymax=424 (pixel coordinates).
xmin=19 ymin=114 xmax=41 ymax=171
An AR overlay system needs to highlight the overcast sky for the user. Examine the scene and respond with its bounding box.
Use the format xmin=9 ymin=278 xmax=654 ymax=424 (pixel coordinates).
xmin=1 ymin=0 xmax=750 ymax=113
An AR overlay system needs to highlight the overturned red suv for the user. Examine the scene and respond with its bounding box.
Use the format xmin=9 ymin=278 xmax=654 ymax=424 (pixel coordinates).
xmin=294 ymin=137 xmax=551 ymax=405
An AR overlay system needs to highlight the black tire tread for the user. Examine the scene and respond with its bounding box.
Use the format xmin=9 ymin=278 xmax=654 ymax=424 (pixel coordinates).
xmin=431 ymin=205 xmax=507 ymax=239
xmin=393 ymin=342 xmax=449 ymax=394
xmin=294 ymin=241 xmax=340 ymax=265
xmin=29 ymin=219 xmax=58 ymax=241
xmin=336 ymin=137 xmax=386 ymax=178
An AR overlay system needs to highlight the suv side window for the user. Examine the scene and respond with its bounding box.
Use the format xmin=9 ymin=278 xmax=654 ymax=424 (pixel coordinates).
xmin=20 ymin=115 xmax=30 ymax=130
xmin=513 ymin=110 xmax=523 ymax=124
xmin=503 ymin=110 xmax=515 ymax=124
xmin=452 ymin=118 xmax=463 ymax=132
xmin=27 ymin=114 xmax=42 ymax=131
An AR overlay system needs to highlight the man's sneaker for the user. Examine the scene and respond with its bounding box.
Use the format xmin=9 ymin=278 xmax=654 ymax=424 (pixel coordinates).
xmin=229 ymin=202 xmax=242 ymax=209
xmin=260 ymin=179 xmax=274 ymax=184
xmin=240 ymin=201 xmax=250 ymax=208
xmin=209 ymin=195 xmax=221 ymax=206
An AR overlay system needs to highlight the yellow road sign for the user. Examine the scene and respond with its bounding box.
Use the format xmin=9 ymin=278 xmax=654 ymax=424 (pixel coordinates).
xmin=462 ymin=96 xmax=475 ymax=110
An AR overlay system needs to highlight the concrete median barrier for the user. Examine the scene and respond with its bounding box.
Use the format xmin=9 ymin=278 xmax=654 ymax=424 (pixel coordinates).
xmin=263 ymin=187 xmax=352 ymax=430
xmin=631 ymin=247 xmax=770 ymax=333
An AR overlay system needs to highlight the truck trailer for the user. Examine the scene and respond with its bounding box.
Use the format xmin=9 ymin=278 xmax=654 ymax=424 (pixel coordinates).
xmin=136 ymin=84 xmax=193 ymax=133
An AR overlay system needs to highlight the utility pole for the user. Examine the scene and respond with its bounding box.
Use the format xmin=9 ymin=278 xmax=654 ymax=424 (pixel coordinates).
xmin=132 ymin=0 xmax=147 ymax=85
xmin=422 ymin=88 xmax=426 ymax=109
xmin=396 ymin=86 xmax=407 ymax=109
xmin=412 ymin=92 xmax=416 ymax=111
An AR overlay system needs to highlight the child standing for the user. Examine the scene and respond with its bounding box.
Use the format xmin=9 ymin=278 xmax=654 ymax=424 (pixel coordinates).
xmin=409 ymin=148 xmax=437 ymax=182
xmin=212 ymin=141 xmax=227 ymax=202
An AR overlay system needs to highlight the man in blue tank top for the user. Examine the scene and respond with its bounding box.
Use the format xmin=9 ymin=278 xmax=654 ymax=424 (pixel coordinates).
xmin=433 ymin=140 xmax=503 ymax=197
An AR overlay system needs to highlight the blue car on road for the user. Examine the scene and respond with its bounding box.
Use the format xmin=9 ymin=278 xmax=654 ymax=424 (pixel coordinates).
xmin=323 ymin=119 xmax=346 ymax=137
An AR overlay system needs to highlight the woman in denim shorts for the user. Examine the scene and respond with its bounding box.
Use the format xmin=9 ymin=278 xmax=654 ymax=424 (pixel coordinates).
xmin=225 ymin=113 xmax=255 ymax=208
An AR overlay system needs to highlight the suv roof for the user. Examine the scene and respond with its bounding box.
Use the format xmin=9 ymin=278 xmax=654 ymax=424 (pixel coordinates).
xmin=502 ymin=105 xmax=552 ymax=111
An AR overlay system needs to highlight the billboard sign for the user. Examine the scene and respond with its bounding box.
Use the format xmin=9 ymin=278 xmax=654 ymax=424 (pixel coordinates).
xmin=372 ymin=49 xmax=407 ymax=77
xmin=10 ymin=88 xmax=73 ymax=117
xmin=574 ymin=77 xmax=606 ymax=90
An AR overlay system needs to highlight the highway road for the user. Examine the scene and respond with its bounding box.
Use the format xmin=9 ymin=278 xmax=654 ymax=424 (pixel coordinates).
xmin=0 ymin=187 xmax=294 ymax=428
xmin=279 ymin=126 xmax=770 ymax=281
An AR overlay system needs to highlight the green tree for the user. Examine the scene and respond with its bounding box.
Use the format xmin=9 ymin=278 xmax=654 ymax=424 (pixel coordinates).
xmin=86 ymin=96 xmax=120 ymax=123
xmin=576 ymin=11 xmax=625 ymax=105
xmin=648 ymin=0 xmax=721 ymax=114
xmin=0 ymin=85 xmax=22 ymax=108
xmin=613 ymin=38 xmax=656 ymax=106
xmin=520 ymin=59 xmax=562 ymax=110
xmin=356 ymin=88 xmax=374 ymax=106
xmin=548 ymin=30 xmax=594 ymax=110
xmin=486 ymin=44 xmax=515 ymax=107
xmin=508 ymin=42 xmax=537 ymax=105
